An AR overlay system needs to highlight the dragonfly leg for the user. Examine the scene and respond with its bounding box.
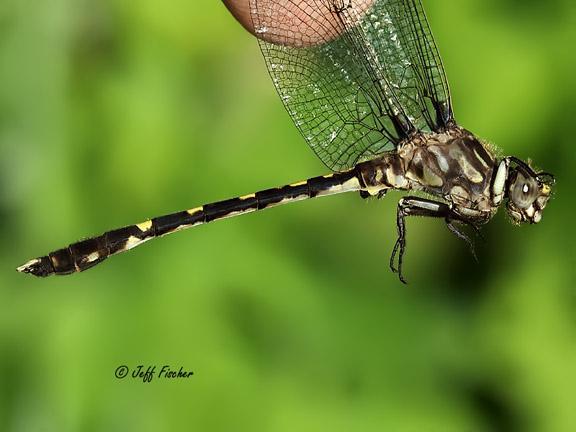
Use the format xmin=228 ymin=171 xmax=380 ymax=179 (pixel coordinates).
xmin=390 ymin=196 xmax=452 ymax=284
xmin=359 ymin=189 xmax=388 ymax=200
xmin=377 ymin=189 xmax=388 ymax=199
xmin=445 ymin=219 xmax=481 ymax=262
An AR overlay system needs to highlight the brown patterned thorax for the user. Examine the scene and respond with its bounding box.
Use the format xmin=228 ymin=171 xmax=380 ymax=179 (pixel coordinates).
xmin=358 ymin=127 xmax=499 ymax=222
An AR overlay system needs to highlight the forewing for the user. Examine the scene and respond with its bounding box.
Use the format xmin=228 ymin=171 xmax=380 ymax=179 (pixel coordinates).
xmin=382 ymin=0 xmax=454 ymax=129
xmin=250 ymin=0 xmax=454 ymax=171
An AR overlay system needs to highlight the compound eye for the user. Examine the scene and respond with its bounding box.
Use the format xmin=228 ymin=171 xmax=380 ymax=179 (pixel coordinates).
xmin=512 ymin=177 xmax=537 ymax=209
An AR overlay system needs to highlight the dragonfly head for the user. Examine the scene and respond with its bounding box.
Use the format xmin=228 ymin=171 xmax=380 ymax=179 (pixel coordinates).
xmin=505 ymin=158 xmax=554 ymax=224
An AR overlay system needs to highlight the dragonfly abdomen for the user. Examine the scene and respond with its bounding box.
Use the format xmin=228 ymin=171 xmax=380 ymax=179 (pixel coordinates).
xmin=17 ymin=170 xmax=363 ymax=277
xmin=357 ymin=153 xmax=409 ymax=196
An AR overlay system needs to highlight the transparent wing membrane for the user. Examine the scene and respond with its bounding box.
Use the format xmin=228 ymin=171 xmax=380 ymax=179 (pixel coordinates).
xmin=251 ymin=0 xmax=454 ymax=171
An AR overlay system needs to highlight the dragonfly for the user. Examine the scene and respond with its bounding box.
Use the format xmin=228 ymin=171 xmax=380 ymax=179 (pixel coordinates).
xmin=17 ymin=0 xmax=554 ymax=283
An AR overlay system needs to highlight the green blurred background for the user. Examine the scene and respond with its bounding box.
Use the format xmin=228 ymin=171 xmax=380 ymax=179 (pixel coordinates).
xmin=1 ymin=0 xmax=575 ymax=430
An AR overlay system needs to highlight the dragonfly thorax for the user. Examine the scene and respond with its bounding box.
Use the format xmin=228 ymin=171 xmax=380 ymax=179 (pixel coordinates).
xmin=356 ymin=128 xmax=500 ymax=222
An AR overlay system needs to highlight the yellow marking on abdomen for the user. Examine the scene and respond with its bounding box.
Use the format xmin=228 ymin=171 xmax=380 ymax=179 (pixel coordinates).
xmin=137 ymin=220 xmax=153 ymax=232
xmin=85 ymin=252 xmax=101 ymax=263
xmin=186 ymin=206 xmax=203 ymax=216
xmin=217 ymin=207 xmax=259 ymax=220
xmin=316 ymin=177 xmax=362 ymax=196
xmin=124 ymin=235 xmax=151 ymax=251
xmin=385 ymin=167 xmax=408 ymax=189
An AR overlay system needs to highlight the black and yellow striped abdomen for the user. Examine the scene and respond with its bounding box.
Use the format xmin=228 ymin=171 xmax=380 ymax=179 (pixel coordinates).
xmin=18 ymin=170 xmax=362 ymax=277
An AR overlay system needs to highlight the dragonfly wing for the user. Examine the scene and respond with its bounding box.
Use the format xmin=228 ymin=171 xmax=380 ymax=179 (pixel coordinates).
xmin=251 ymin=0 xmax=455 ymax=171
xmin=383 ymin=0 xmax=454 ymax=130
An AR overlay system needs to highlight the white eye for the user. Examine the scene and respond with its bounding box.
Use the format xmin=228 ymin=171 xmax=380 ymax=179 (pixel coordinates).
xmin=522 ymin=184 xmax=529 ymax=193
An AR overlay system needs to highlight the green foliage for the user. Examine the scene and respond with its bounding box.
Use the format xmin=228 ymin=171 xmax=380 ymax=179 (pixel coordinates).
xmin=1 ymin=1 xmax=575 ymax=430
